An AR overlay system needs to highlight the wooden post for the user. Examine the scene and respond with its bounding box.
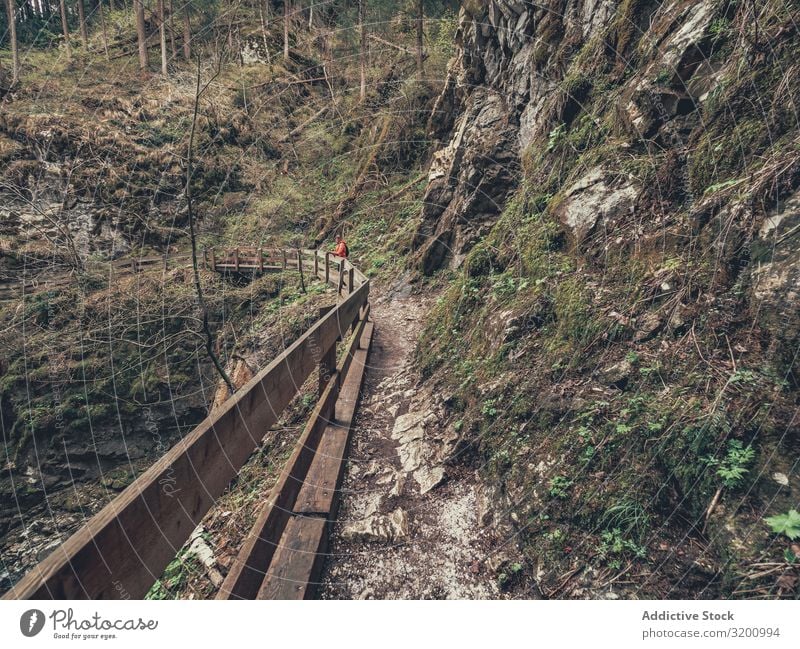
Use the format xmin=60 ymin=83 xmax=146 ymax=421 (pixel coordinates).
xmin=351 ymin=300 xmax=361 ymax=344
xmin=234 ymin=248 xmax=240 ymax=272
xmin=258 ymin=248 xmax=264 ymax=272
xmin=348 ymin=268 xmax=355 ymax=294
xmin=282 ymin=250 xmax=287 ymax=269
xmin=318 ymin=306 xmax=336 ymax=401
xmin=314 ymin=250 xmax=319 ymax=277
xmin=211 ymin=248 xmax=217 ymax=272
xmin=325 ymin=252 xmax=332 ymax=284
xmin=338 ymin=264 xmax=345 ymax=295
xmin=297 ymin=249 xmax=306 ymax=294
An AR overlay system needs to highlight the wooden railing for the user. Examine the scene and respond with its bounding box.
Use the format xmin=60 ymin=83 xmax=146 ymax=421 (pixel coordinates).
xmin=0 ymin=253 xmax=193 ymax=302
xmin=204 ymin=247 xmax=362 ymax=292
xmin=3 ymin=249 xmax=369 ymax=600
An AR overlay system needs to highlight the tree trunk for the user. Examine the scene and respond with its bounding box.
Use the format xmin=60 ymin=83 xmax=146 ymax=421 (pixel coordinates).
xmin=77 ymin=0 xmax=89 ymax=48
xmin=258 ymin=0 xmax=271 ymax=64
xmin=416 ymin=0 xmax=424 ymax=78
xmin=359 ymin=0 xmax=366 ymax=101
xmin=168 ymin=0 xmax=176 ymax=58
xmin=59 ymin=0 xmax=72 ymax=61
xmin=183 ymin=3 xmax=191 ymax=60
xmin=158 ymin=0 xmax=168 ymax=74
xmin=5 ymin=0 xmax=19 ymax=85
xmin=99 ymin=0 xmax=110 ymax=59
xmin=283 ymin=0 xmax=289 ymax=60
xmin=134 ymin=0 xmax=147 ymax=70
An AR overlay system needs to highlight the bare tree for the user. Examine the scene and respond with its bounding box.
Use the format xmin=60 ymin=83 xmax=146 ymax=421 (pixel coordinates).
xmin=158 ymin=0 xmax=168 ymax=74
xmin=77 ymin=0 xmax=89 ymax=48
xmin=4 ymin=0 xmax=19 ymax=85
xmin=359 ymin=0 xmax=366 ymax=101
xmin=134 ymin=0 xmax=148 ymax=70
xmin=186 ymin=56 xmax=235 ymax=397
xmin=59 ymin=0 xmax=72 ymax=61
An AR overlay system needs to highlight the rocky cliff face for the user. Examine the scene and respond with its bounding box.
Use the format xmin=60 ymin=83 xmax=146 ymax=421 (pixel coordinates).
xmin=415 ymin=0 xmax=798 ymax=276
xmin=415 ymin=0 xmax=800 ymax=597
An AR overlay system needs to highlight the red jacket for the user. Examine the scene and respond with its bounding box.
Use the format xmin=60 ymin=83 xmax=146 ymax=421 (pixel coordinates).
xmin=334 ymin=240 xmax=348 ymax=258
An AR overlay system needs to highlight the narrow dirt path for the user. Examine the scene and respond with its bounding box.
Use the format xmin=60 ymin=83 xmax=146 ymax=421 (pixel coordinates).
xmin=318 ymin=279 xmax=514 ymax=599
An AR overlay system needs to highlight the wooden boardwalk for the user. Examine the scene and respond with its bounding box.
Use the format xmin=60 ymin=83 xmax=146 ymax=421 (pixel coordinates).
xmin=3 ymin=247 xmax=371 ymax=600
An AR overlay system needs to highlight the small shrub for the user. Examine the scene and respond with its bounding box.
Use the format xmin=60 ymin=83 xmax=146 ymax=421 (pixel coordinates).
xmin=549 ymin=475 xmax=572 ymax=499
xmin=765 ymin=509 xmax=800 ymax=540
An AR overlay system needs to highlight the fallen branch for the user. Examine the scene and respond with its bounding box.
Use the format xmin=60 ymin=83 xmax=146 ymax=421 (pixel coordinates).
xmin=280 ymin=105 xmax=329 ymax=142
xmin=702 ymin=486 xmax=723 ymax=535
xmin=368 ymin=33 xmax=415 ymax=55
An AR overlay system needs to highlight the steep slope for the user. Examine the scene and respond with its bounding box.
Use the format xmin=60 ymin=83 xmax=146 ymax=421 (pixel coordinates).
xmin=412 ymin=0 xmax=800 ymax=598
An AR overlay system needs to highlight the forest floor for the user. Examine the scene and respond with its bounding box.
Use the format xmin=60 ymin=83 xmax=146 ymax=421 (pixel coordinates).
xmin=318 ymin=276 xmax=527 ymax=599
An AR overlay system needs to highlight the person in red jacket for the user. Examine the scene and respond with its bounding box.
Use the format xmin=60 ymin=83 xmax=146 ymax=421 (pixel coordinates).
xmin=334 ymin=235 xmax=349 ymax=258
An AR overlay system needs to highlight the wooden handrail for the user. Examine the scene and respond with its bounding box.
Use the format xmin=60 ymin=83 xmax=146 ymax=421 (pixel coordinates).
xmin=217 ymin=303 xmax=371 ymax=600
xmin=4 ymin=253 xmax=370 ymax=600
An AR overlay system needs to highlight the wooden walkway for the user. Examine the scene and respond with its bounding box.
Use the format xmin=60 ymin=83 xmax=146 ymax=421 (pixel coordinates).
xmin=3 ymin=248 xmax=371 ymax=600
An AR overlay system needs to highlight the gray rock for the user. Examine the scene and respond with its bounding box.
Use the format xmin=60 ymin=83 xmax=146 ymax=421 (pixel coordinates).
xmin=555 ymin=167 xmax=639 ymax=242
xmin=414 ymin=466 xmax=446 ymax=495
xmin=601 ymin=358 xmax=634 ymax=388
xmin=341 ymin=508 xmax=409 ymax=543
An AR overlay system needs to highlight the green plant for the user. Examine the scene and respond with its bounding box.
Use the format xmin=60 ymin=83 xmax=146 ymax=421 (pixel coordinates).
xmin=601 ymin=499 xmax=650 ymax=542
xmin=708 ymin=17 xmax=731 ymax=43
xmin=549 ymin=475 xmax=572 ymax=499
xmin=625 ymin=351 xmax=640 ymax=364
xmin=615 ymin=422 xmax=633 ymax=435
xmin=481 ymin=399 xmax=498 ymax=418
xmin=765 ymin=509 xmax=800 ymax=540
xmin=654 ymin=67 xmax=672 ymax=85
xmin=705 ymin=439 xmax=756 ymax=489
xmin=598 ymin=528 xmax=647 ymax=569
xmin=547 ymin=123 xmax=567 ymax=152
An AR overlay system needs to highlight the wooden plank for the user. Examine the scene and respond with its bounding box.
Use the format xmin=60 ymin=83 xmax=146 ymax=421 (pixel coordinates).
xmin=295 ymin=321 xmax=372 ymax=516
xmin=256 ymin=516 xmax=327 ymax=600
xmin=5 ymin=282 xmax=369 ymax=600
xmin=293 ymin=426 xmax=349 ymax=515
xmin=215 ymin=358 xmax=340 ymax=600
xmin=217 ymin=307 xmax=371 ymax=600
